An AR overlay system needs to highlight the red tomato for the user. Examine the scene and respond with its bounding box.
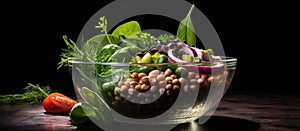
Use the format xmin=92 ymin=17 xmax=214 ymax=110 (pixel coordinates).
xmin=43 ymin=93 xmax=78 ymax=114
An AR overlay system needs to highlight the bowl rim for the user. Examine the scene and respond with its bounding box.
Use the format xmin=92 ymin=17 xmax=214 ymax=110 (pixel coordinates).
xmin=69 ymin=56 xmax=237 ymax=66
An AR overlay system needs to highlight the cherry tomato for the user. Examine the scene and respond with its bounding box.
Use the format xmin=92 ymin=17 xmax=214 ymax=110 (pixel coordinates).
xmin=43 ymin=93 xmax=78 ymax=114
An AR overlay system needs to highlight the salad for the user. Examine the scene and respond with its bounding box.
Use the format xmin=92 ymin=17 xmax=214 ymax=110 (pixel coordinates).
xmin=60 ymin=4 xmax=229 ymax=124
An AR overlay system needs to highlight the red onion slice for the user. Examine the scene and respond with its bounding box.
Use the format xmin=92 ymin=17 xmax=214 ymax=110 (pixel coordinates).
xmin=167 ymin=46 xmax=195 ymax=63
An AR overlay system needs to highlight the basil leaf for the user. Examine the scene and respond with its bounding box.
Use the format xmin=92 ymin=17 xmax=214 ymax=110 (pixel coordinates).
xmin=112 ymin=21 xmax=141 ymax=38
xmin=176 ymin=4 xmax=196 ymax=47
xmin=81 ymin=87 xmax=113 ymax=124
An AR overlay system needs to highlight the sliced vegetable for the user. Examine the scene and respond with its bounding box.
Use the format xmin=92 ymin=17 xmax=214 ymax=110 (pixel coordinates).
xmin=156 ymin=54 xmax=168 ymax=63
xmin=140 ymin=52 xmax=152 ymax=63
xmin=168 ymin=46 xmax=195 ymax=63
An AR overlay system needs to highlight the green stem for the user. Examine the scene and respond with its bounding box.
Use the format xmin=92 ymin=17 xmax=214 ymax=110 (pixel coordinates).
xmin=104 ymin=30 xmax=112 ymax=44
xmin=28 ymin=83 xmax=49 ymax=97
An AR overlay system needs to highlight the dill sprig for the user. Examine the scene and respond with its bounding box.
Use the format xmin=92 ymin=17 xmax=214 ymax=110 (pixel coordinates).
xmin=0 ymin=83 xmax=51 ymax=105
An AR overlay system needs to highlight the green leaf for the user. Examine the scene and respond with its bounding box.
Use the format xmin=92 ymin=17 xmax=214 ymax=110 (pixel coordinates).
xmin=110 ymin=46 xmax=143 ymax=62
xmin=81 ymin=87 xmax=113 ymax=124
xmin=176 ymin=4 xmax=196 ymax=47
xmin=112 ymin=21 xmax=141 ymax=38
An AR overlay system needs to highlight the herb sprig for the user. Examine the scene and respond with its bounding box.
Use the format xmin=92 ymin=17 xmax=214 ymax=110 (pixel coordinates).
xmin=0 ymin=83 xmax=51 ymax=104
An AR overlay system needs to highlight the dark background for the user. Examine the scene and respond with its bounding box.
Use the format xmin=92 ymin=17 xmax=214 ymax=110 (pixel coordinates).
xmin=1 ymin=1 xmax=279 ymax=95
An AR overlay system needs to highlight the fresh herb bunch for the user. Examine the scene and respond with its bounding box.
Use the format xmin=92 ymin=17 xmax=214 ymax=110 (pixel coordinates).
xmin=0 ymin=83 xmax=51 ymax=104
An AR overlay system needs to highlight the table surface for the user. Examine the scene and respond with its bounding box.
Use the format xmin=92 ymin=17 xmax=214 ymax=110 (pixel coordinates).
xmin=0 ymin=93 xmax=299 ymax=131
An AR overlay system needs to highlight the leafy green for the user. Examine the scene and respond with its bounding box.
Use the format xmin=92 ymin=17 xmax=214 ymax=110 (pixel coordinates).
xmin=96 ymin=44 xmax=121 ymax=62
xmin=176 ymin=4 xmax=196 ymax=47
xmin=86 ymin=34 xmax=120 ymax=58
xmin=112 ymin=21 xmax=141 ymax=39
xmin=0 ymin=83 xmax=51 ymax=104
xmin=110 ymin=46 xmax=143 ymax=62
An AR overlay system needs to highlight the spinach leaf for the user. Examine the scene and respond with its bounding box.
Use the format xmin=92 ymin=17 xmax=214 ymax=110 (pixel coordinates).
xmin=112 ymin=21 xmax=141 ymax=39
xmin=86 ymin=34 xmax=120 ymax=51
xmin=176 ymin=4 xmax=196 ymax=47
xmin=96 ymin=44 xmax=121 ymax=62
xmin=110 ymin=46 xmax=143 ymax=62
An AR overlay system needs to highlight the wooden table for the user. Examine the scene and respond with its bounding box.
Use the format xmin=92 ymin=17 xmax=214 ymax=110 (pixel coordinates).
xmin=1 ymin=93 xmax=299 ymax=131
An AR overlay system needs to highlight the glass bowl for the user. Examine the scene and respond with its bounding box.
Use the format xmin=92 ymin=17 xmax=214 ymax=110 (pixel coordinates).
xmin=71 ymin=56 xmax=237 ymax=125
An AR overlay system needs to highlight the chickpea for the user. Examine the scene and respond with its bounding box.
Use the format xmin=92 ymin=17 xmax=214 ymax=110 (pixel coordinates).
xmin=118 ymin=81 xmax=124 ymax=87
xmin=150 ymin=86 xmax=158 ymax=93
xmin=120 ymin=85 xmax=128 ymax=92
xmin=131 ymin=77 xmax=139 ymax=82
xmin=124 ymin=80 xmax=130 ymax=87
xmin=149 ymin=70 xmax=160 ymax=78
xmin=190 ymin=79 xmax=197 ymax=84
xmin=190 ymin=84 xmax=197 ymax=91
xmin=195 ymin=74 xmax=200 ymax=79
xmin=114 ymin=87 xmax=121 ymax=95
xmin=164 ymin=69 xmax=172 ymax=76
xmin=183 ymin=85 xmax=189 ymax=93
xmin=128 ymin=88 xmax=134 ymax=95
xmin=149 ymin=79 xmax=158 ymax=86
xmin=173 ymin=85 xmax=180 ymax=92
xmin=188 ymin=72 xmax=196 ymax=79
xmin=138 ymin=73 xmax=147 ymax=79
xmin=207 ymin=76 xmax=214 ymax=83
xmin=166 ymin=77 xmax=173 ymax=84
xmin=179 ymin=78 xmax=188 ymax=85
xmin=170 ymin=74 xmax=177 ymax=79
xmin=157 ymin=74 xmax=166 ymax=81
xmin=172 ymin=79 xmax=180 ymax=85
xmin=166 ymin=84 xmax=173 ymax=90
xmin=135 ymin=85 xmax=141 ymax=91
xmin=141 ymin=76 xmax=150 ymax=84
xmin=141 ymin=84 xmax=150 ymax=92
xmin=159 ymin=88 xmax=165 ymax=95
xmin=132 ymin=72 xmax=138 ymax=78
xmin=197 ymin=78 xmax=204 ymax=84
xmin=158 ymin=81 xmax=167 ymax=88
xmin=130 ymin=81 xmax=138 ymax=88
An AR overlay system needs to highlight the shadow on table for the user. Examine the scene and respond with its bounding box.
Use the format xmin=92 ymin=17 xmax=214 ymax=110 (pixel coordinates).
xmin=76 ymin=116 xmax=260 ymax=131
